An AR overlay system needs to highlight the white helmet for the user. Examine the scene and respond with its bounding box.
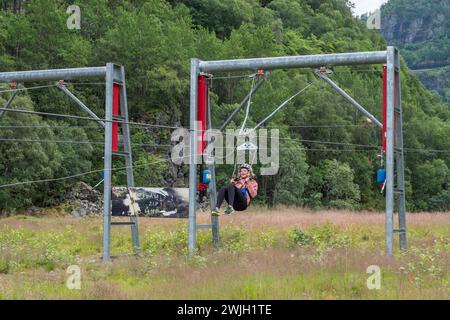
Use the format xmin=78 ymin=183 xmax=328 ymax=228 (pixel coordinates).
xmin=239 ymin=163 xmax=252 ymax=172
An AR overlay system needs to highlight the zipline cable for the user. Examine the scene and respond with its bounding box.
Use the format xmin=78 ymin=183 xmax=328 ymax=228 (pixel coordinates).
xmin=1 ymin=136 xmax=448 ymax=153
xmin=0 ymin=84 xmax=57 ymax=94
xmin=0 ymin=106 xmax=187 ymax=131
xmin=0 ymin=125 xmax=105 ymax=129
xmin=0 ymin=153 xmax=192 ymax=189
xmin=239 ymin=75 xmax=257 ymax=134
xmin=265 ymin=124 xmax=372 ymax=128
xmin=0 ymin=123 xmax=369 ymax=129
xmin=0 ymin=124 xmax=160 ymax=130
xmin=211 ymin=73 xmax=257 ymax=80
xmin=62 ymin=82 xmax=105 ymax=86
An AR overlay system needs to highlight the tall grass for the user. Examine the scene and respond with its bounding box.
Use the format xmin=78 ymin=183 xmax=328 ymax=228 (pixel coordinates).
xmin=0 ymin=208 xmax=448 ymax=299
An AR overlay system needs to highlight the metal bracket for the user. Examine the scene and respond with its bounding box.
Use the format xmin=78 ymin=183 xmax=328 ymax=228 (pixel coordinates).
xmin=237 ymin=129 xmax=258 ymax=151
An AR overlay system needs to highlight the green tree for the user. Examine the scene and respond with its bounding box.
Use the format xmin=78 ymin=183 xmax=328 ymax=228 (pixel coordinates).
xmin=258 ymin=138 xmax=309 ymax=207
xmin=306 ymin=159 xmax=361 ymax=209
xmin=412 ymin=159 xmax=449 ymax=211
xmin=0 ymin=94 xmax=94 ymax=211
xmin=0 ymin=0 xmax=448 ymax=212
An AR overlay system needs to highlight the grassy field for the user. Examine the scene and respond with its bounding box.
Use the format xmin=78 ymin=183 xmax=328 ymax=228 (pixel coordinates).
xmin=0 ymin=207 xmax=448 ymax=299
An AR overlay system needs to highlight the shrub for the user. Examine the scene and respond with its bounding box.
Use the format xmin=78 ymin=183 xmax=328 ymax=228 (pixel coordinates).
xmin=0 ymin=259 xmax=10 ymax=274
xmin=289 ymin=222 xmax=352 ymax=249
xmin=221 ymin=226 xmax=249 ymax=253
xmin=288 ymin=229 xmax=313 ymax=246
xmin=305 ymin=160 xmax=361 ymax=209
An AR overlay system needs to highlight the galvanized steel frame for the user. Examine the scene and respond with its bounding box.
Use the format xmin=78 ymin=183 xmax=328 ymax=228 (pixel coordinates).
xmin=0 ymin=64 xmax=138 ymax=261
xmin=189 ymin=48 xmax=406 ymax=256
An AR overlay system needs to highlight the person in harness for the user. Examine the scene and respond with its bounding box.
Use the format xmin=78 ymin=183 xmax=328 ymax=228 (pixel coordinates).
xmin=211 ymin=164 xmax=258 ymax=216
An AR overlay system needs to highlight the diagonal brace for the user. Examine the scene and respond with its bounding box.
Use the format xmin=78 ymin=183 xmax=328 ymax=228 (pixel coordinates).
xmin=220 ymin=74 xmax=268 ymax=131
xmin=0 ymin=87 xmax=20 ymax=118
xmin=57 ymin=83 xmax=105 ymax=128
xmin=316 ymin=71 xmax=382 ymax=128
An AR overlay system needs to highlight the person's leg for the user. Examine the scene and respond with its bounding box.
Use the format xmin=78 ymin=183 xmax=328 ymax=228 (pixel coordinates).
xmin=224 ymin=186 xmax=247 ymax=214
xmin=212 ymin=186 xmax=229 ymax=216
xmin=215 ymin=186 xmax=228 ymax=209
xmin=233 ymin=186 xmax=248 ymax=211
xmin=225 ymin=184 xmax=236 ymax=206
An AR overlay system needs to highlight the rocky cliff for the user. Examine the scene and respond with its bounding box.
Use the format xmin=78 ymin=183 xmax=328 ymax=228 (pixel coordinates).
xmin=380 ymin=0 xmax=450 ymax=101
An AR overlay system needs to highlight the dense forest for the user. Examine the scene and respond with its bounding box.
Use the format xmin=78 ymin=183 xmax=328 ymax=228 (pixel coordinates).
xmin=0 ymin=0 xmax=448 ymax=213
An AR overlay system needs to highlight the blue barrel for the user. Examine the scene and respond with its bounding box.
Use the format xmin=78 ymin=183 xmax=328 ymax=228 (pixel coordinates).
xmin=202 ymin=169 xmax=211 ymax=184
xmin=377 ymin=168 xmax=386 ymax=185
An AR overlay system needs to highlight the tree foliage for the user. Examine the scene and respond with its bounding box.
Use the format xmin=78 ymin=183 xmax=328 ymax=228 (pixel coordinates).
xmin=0 ymin=0 xmax=448 ymax=212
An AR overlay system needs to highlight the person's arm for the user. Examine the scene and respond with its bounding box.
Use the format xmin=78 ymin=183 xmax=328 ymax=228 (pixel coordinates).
xmin=246 ymin=180 xmax=258 ymax=198
xmin=234 ymin=179 xmax=245 ymax=189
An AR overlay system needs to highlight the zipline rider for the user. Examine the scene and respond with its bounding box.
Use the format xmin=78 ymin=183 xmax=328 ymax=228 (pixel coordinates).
xmin=211 ymin=164 xmax=258 ymax=216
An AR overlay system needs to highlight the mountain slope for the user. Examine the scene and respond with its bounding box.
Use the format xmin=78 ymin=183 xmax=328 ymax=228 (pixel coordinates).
xmin=0 ymin=0 xmax=448 ymax=212
xmin=380 ymin=0 xmax=450 ymax=101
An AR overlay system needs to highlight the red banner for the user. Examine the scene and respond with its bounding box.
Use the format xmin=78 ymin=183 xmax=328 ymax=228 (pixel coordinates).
xmin=197 ymin=75 xmax=208 ymax=156
xmin=112 ymin=83 xmax=120 ymax=152
xmin=382 ymin=65 xmax=387 ymax=154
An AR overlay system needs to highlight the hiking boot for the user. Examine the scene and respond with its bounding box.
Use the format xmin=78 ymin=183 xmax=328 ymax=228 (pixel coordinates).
xmin=211 ymin=207 xmax=220 ymax=217
xmin=224 ymin=205 xmax=234 ymax=215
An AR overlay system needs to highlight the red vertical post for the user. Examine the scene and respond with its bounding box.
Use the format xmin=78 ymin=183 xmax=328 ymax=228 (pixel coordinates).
xmin=382 ymin=65 xmax=387 ymax=154
xmin=112 ymin=83 xmax=120 ymax=152
xmin=197 ymin=74 xmax=208 ymax=156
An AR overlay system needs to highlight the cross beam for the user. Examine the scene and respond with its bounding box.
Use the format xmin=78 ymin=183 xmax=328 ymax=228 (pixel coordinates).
xmin=0 ymin=67 xmax=107 ymax=83
xmin=200 ymin=51 xmax=387 ymax=73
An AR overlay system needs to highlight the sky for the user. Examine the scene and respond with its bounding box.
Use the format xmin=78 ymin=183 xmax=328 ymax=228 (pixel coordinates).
xmin=350 ymin=0 xmax=389 ymax=16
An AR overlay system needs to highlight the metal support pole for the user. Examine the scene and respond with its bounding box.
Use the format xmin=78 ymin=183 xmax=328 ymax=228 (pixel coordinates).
xmin=209 ymin=165 xmax=219 ymax=247
xmin=385 ymin=47 xmax=395 ymax=256
xmin=394 ymin=50 xmax=407 ymax=251
xmin=119 ymin=65 xmax=140 ymax=254
xmin=102 ymin=64 xmax=114 ymax=262
xmin=0 ymin=67 xmax=107 ymax=83
xmin=0 ymin=90 xmax=19 ymax=118
xmin=316 ymin=72 xmax=382 ymax=128
xmin=220 ymin=76 xmax=265 ymax=131
xmin=0 ymin=64 xmax=140 ymax=261
xmin=188 ymin=59 xmax=200 ymax=256
xmin=57 ymin=83 xmax=105 ymax=128
xmin=207 ymin=84 xmax=220 ymax=248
